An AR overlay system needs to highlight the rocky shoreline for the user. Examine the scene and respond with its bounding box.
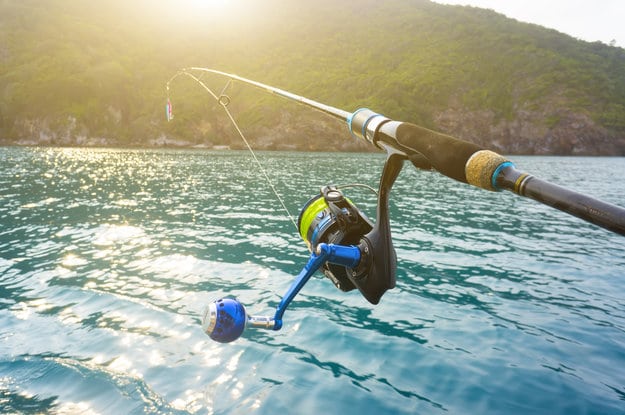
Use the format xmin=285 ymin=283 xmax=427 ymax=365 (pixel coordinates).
xmin=3 ymin=113 xmax=624 ymax=156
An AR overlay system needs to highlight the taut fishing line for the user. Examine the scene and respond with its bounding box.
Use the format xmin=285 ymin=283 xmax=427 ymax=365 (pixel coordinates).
xmin=167 ymin=67 xmax=625 ymax=344
xmin=166 ymin=70 xmax=298 ymax=231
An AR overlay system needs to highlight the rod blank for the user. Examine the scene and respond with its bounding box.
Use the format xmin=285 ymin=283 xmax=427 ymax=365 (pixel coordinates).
xmin=497 ymin=166 xmax=625 ymax=236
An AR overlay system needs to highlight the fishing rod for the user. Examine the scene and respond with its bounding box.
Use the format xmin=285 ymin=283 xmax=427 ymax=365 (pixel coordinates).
xmin=167 ymin=67 xmax=625 ymax=343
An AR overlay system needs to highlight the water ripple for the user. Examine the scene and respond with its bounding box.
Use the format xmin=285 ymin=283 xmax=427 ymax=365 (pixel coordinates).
xmin=1 ymin=148 xmax=624 ymax=414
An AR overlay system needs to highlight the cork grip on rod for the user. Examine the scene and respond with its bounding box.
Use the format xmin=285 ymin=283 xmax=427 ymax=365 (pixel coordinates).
xmin=465 ymin=150 xmax=511 ymax=191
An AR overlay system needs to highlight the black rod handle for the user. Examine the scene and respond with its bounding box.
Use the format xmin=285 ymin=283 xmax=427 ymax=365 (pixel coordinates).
xmin=377 ymin=121 xmax=484 ymax=183
xmin=372 ymin=121 xmax=625 ymax=236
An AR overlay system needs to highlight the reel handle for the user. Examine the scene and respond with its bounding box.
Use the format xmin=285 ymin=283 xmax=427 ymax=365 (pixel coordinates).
xmin=272 ymin=242 xmax=360 ymax=329
xmin=247 ymin=314 xmax=276 ymax=329
xmin=202 ymin=243 xmax=361 ymax=342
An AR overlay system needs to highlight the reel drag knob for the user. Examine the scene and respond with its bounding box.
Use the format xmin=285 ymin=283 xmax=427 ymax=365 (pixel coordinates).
xmin=202 ymin=298 xmax=247 ymax=343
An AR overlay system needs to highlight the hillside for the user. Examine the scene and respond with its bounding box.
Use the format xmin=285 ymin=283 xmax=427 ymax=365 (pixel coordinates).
xmin=1 ymin=0 xmax=625 ymax=154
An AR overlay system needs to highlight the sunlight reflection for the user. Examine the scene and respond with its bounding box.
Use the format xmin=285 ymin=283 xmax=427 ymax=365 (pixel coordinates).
xmin=129 ymin=254 xmax=207 ymax=284
xmin=149 ymin=350 xmax=165 ymax=366
xmin=11 ymin=303 xmax=32 ymax=320
xmin=231 ymin=380 xmax=244 ymax=400
xmin=202 ymin=349 xmax=247 ymax=413
xmin=171 ymin=389 xmax=205 ymax=413
xmin=226 ymin=350 xmax=244 ymax=372
xmin=58 ymin=307 xmax=81 ymax=325
xmin=213 ymin=372 xmax=232 ymax=385
xmin=92 ymin=224 xmax=148 ymax=247
xmin=61 ymin=254 xmax=88 ymax=268
xmin=92 ymin=248 xmax=115 ymax=259
xmin=250 ymin=398 xmax=262 ymax=410
xmin=114 ymin=199 xmax=138 ymax=207
xmin=84 ymin=281 xmax=98 ymax=289
xmin=54 ymin=265 xmax=73 ymax=278
xmin=193 ymin=341 xmax=222 ymax=367
xmin=165 ymin=328 xmax=192 ymax=340
xmin=11 ymin=298 xmax=56 ymax=320
xmin=203 ymin=355 xmax=222 ymax=367
xmin=91 ymin=354 xmax=106 ymax=365
xmin=108 ymin=355 xmax=133 ymax=373
xmin=137 ymin=320 xmax=159 ymax=332
xmin=21 ymin=197 xmax=61 ymax=209
xmin=56 ymin=401 xmax=101 ymax=415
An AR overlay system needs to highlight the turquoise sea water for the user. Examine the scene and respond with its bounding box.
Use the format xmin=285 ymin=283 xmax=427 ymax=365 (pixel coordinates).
xmin=1 ymin=146 xmax=624 ymax=414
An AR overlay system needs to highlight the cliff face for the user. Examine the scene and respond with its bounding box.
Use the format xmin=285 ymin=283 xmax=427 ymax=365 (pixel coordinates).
xmin=435 ymin=107 xmax=625 ymax=156
xmin=10 ymin=100 xmax=623 ymax=156
xmin=3 ymin=106 xmax=624 ymax=156
xmin=1 ymin=0 xmax=624 ymax=154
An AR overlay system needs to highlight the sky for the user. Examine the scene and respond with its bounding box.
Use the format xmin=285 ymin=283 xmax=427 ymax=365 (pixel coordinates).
xmin=432 ymin=0 xmax=625 ymax=47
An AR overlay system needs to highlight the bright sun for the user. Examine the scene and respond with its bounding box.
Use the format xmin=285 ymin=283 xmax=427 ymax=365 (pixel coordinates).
xmin=181 ymin=0 xmax=239 ymax=14
xmin=156 ymin=0 xmax=259 ymax=29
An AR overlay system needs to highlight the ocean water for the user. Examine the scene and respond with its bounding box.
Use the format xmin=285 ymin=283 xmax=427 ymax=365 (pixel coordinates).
xmin=1 ymin=146 xmax=624 ymax=415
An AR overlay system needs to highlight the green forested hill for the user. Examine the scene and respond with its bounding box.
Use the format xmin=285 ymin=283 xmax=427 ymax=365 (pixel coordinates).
xmin=1 ymin=0 xmax=624 ymax=154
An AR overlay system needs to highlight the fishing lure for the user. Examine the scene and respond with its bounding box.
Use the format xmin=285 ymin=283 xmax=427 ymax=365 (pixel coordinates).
xmin=165 ymin=98 xmax=173 ymax=122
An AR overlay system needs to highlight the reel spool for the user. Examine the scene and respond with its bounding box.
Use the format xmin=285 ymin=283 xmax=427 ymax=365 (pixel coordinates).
xmin=297 ymin=186 xmax=372 ymax=292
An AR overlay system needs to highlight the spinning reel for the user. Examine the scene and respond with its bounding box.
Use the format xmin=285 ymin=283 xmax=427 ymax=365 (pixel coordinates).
xmin=202 ymin=150 xmax=406 ymax=343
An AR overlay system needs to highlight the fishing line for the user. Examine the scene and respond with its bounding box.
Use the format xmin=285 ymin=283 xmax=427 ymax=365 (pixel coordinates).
xmin=167 ymin=71 xmax=298 ymax=230
xmin=336 ymin=183 xmax=378 ymax=196
xmin=221 ymin=97 xmax=298 ymax=230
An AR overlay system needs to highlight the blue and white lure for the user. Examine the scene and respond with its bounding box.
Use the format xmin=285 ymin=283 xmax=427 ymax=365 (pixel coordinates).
xmin=165 ymin=98 xmax=173 ymax=122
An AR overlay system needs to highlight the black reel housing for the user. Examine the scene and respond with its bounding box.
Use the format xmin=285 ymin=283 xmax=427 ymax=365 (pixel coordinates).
xmin=297 ymin=186 xmax=372 ymax=292
xmin=297 ymin=150 xmax=405 ymax=305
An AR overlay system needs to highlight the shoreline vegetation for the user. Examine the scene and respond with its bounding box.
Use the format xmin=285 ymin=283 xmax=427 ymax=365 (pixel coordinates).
xmin=1 ymin=0 xmax=624 ymax=155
